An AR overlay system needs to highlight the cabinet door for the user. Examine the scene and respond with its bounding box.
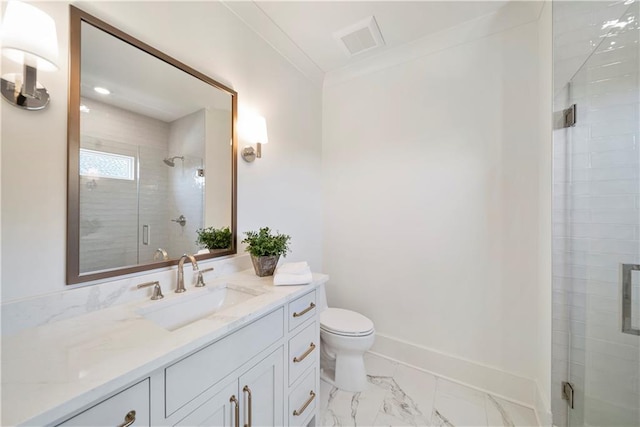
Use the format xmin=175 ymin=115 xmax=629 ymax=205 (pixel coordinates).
xmin=238 ymin=347 xmax=284 ymax=427
xmin=174 ymin=380 xmax=238 ymax=427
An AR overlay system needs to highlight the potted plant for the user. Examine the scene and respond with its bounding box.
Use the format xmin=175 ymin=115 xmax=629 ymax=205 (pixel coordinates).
xmin=196 ymin=226 xmax=232 ymax=251
xmin=242 ymin=227 xmax=291 ymax=277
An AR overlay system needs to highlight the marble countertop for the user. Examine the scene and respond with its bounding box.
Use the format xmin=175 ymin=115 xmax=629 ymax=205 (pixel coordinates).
xmin=1 ymin=269 xmax=328 ymax=426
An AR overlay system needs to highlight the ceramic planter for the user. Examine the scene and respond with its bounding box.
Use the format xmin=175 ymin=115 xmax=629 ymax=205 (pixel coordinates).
xmin=250 ymin=254 xmax=280 ymax=277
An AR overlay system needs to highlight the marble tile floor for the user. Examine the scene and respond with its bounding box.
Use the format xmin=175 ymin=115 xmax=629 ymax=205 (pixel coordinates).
xmin=318 ymin=353 xmax=538 ymax=427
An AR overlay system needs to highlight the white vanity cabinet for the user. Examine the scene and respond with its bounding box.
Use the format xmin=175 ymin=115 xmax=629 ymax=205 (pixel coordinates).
xmin=286 ymin=290 xmax=319 ymax=427
xmin=175 ymin=347 xmax=284 ymax=427
xmin=49 ymin=289 xmax=320 ymax=427
xmin=164 ymin=308 xmax=285 ymax=417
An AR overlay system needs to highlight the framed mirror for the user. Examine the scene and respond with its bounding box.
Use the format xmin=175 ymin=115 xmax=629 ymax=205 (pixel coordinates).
xmin=67 ymin=6 xmax=237 ymax=284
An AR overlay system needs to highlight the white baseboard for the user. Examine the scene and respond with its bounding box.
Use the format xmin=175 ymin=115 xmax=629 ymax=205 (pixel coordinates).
xmin=371 ymin=333 xmax=537 ymax=408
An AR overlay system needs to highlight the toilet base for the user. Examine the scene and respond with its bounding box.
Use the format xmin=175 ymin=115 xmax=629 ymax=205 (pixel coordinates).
xmin=320 ymin=332 xmax=374 ymax=392
xmin=337 ymin=353 xmax=369 ymax=392
xmin=320 ymin=355 xmax=369 ymax=392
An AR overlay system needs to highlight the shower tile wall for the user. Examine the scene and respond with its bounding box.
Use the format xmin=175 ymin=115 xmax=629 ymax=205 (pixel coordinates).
xmin=552 ymin=2 xmax=640 ymax=426
xmin=79 ymin=138 xmax=139 ymax=272
xmin=138 ymin=144 xmax=172 ymax=264
xmin=80 ymin=97 xmax=170 ymax=271
xmin=553 ymin=0 xmax=635 ymax=96
xmin=166 ymin=110 xmax=205 ymax=258
xmin=204 ymin=108 xmax=233 ymax=228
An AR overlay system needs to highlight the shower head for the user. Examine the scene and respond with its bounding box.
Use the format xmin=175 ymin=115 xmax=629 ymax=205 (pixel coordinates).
xmin=163 ymin=156 xmax=184 ymax=167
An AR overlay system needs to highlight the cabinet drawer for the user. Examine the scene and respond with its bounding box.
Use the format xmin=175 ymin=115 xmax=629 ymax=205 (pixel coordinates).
xmin=288 ymin=321 xmax=318 ymax=385
xmin=288 ymin=367 xmax=317 ymax=427
xmin=288 ymin=290 xmax=316 ymax=332
xmin=165 ymin=308 xmax=284 ymax=417
xmin=57 ymin=378 xmax=150 ymax=426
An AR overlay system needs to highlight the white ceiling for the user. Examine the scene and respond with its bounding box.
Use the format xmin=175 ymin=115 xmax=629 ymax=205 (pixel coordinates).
xmin=82 ymin=21 xmax=231 ymax=122
xmin=237 ymin=1 xmax=511 ymax=74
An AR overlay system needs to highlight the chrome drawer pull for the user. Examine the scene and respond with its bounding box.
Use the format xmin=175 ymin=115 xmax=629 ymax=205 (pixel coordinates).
xmin=293 ymin=302 xmax=315 ymax=318
xmin=230 ymin=395 xmax=240 ymax=427
xmin=292 ymin=391 xmax=316 ymax=416
xmin=117 ymin=410 xmax=136 ymax=427
xmin=293 ymin=342 xmax=316 ymax=363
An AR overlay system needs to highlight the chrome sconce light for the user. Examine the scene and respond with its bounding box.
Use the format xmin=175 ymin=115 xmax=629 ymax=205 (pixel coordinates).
xmin=240 ymin=113 xmax=269 ymax=163
xmin=1 ymin=0 xmax=59 ymax=110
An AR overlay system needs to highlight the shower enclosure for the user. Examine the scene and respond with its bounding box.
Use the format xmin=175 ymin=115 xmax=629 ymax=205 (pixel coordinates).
xmin=79 ymin=136 xmax=203 ymax=273
xmin=552 ymin=1 xmax=640 ymax=426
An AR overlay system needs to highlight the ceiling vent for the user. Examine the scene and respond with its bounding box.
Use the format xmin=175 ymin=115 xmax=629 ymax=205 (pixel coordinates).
xmin=334 ymin=16 xmax=385 ymax=57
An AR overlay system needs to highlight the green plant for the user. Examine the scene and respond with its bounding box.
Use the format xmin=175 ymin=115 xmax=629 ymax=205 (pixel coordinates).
xmin=242 ymin=227 xmax=291 ymax=258
xmin=196 ymin=226 xmax=232 ymax=250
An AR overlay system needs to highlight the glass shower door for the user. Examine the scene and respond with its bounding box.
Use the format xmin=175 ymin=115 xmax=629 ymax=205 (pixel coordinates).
xmin=554 ymin=2 xmax=640 ymax=426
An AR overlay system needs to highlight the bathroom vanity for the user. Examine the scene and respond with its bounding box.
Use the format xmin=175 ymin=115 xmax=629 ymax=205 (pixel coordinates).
xmin=1 ymin=270 xmax=327 ymax=426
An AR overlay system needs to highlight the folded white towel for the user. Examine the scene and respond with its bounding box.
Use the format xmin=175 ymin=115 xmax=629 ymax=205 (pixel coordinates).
xmin=276 ymin=261 xmax=310 ymax=275
xmin=273 ymin=272 xmax=313 ymax=286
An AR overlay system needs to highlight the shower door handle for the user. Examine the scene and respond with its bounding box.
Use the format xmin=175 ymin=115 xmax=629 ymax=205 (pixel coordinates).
xmin=622 ymin=264 xmax=640 ymax=336
xmin=142 ymin=225 xmax=150 ymax=246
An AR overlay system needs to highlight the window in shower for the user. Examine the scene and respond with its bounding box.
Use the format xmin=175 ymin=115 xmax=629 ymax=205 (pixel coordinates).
xmin=79 ymin=148 xmax=135 ymax=181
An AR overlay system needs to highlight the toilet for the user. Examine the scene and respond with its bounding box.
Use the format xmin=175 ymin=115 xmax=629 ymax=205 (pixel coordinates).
xmin=317 ymin=283 xmax=375 ymax=392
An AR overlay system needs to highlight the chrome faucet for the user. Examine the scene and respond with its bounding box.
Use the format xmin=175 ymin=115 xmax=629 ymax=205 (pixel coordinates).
xmin=176 ymin=254 xmax=199 ymax=293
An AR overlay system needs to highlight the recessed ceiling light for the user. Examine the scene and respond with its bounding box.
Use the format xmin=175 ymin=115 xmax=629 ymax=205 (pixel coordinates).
xmin=94 ymin=87 xmax=110 ymax=95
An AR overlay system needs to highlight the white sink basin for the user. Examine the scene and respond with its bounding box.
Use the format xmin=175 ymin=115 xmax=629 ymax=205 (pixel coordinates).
xmin=137 ymin=285 xmax=258 ymax=331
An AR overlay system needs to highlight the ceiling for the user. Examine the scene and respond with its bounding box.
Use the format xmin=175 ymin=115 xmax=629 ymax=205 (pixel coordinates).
xmin=252 ymin=1 xmax=506 ymax=73
xmin=82 ymin=20 xmax=231 ymax=122
xmin=232 ymin=1 xmax=511 ymax=75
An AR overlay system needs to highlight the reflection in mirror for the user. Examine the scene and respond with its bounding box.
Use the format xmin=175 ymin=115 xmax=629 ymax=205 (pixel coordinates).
xmin=67 ymin=7 xmax=237 ymax=284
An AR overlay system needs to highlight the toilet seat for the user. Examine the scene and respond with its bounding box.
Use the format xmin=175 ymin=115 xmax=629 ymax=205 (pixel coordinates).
xmin=320 ymin=308 xmax=374 ymax=337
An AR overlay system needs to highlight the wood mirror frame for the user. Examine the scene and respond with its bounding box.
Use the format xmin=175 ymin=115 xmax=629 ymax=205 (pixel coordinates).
xmin=67 ymin=6 xmax=237 ymax=284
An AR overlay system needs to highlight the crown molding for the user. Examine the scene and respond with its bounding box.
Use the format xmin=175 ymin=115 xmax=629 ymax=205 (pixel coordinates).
xmin=222 ymin=1 xmax=325 ymax=87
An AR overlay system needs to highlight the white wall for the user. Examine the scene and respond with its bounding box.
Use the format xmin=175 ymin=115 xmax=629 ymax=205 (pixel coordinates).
xmin=0 ymin=0 xmax=323 ymax=302
xmin=323 ymin=17 xmax=544 ymax=401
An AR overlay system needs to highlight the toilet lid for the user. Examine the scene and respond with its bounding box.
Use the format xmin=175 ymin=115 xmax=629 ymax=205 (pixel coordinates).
xmin=320 ymin=308 xmax=374 ymax=336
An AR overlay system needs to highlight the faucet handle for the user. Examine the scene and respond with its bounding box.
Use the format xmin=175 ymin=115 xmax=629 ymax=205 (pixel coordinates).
xmin=137 ymin=281 xmax=164 ymax=300
xmin=153 ymin=248 xmax=168 ymax=261
xmin=195 ymin=268 xmax=214 ymax=287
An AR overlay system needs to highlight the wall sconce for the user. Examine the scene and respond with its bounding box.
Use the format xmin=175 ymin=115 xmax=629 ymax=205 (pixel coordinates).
xmin=240 ymin=114 xmax=269 ymax=163
xmin=1 ymin=0 xmax=59 ymax=110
